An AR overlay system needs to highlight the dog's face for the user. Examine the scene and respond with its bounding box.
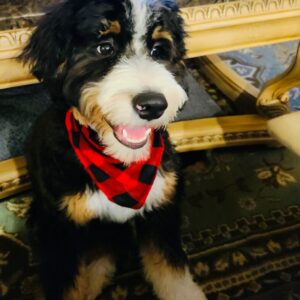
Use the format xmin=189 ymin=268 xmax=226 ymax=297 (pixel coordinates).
xmin=22 ymin=0 xmax=187 ymax=164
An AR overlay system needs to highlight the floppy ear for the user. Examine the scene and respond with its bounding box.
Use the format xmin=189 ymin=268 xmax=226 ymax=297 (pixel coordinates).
xmin=20 ymin=2 xmax=74 ymax=82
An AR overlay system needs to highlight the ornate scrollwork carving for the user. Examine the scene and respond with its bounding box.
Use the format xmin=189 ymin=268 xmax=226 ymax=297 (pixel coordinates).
xmin=0 ymin=28 xmax=31 ymax=50
xmin=2 ymin=0 xmax=300 ymax=52
xmin=172 ymin=130 xmax=270 ymax=149
xmin=181 ymin=0 xmax=300 ymax=24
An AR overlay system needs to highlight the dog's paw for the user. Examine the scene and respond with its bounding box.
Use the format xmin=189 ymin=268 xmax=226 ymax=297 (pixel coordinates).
xmin=188 ymin=283 xmax=207 ymax=300
xmin=173 ymin=279 xmax=207 ymax=300
xmin=153 ymin=268 xmax=207 ymax=300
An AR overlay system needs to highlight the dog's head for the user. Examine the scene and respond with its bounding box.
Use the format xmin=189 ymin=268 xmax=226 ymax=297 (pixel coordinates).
xmin=21 ymin=0 xmax=187 ymax=164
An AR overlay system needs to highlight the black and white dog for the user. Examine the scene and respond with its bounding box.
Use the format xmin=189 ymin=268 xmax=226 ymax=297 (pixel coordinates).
xmin=21 ymin=0 xmax=207 ymax=299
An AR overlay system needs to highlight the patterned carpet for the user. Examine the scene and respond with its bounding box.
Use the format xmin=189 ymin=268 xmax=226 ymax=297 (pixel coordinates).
xmin=1 ymin=146 xmax=300 ymax=300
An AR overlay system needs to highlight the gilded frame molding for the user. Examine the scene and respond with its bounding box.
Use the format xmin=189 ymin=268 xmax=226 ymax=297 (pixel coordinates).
xmin=183 ymin=0 xmax=300 ymax=57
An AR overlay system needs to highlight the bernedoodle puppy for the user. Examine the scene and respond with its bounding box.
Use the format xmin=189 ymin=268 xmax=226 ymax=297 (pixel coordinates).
xmin=21 ymin=0 xmax=207 ymax=299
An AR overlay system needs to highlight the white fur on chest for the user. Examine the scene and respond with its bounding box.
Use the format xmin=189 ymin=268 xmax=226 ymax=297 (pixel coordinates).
xmin=87 ymin=171 xmax=167 ymax=223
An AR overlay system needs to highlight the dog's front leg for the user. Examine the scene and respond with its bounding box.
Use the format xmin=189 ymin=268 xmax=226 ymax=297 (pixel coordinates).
xmin=35 ymin=219 xmax=116 ymax=300
xmin=63 ymin=254 xmax=116 ymax=300
xmin=40 ymin=251 xmax=115 ymax=300
xmin=136 ymin=205 xmax=207 ymax=300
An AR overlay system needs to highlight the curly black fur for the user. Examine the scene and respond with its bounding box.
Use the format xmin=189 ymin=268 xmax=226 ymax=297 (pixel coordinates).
xmin=20 ymin=1 xmax=195 ymax=299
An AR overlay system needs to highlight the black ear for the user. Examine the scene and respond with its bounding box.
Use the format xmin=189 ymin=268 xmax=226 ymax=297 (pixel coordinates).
xmin=20 ymin=2 xmax=74 ymax=82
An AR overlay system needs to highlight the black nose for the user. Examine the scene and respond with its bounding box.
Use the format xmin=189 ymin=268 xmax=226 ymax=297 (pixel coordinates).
xmin=133 ymin=92 xmax=168 ymax=121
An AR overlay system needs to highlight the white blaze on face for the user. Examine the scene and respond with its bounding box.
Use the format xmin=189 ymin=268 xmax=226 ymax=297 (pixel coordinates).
xmin=129 ymin=0 xmax=150 ymax=55
xmin=95 ymin=56 xmax=187 ymax=128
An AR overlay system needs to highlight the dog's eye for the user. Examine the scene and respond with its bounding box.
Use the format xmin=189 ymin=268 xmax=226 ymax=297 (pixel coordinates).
xmin=97 ymin=42 xmax=114 ymax=56
xmin=150 ymin=41 xmax=172 ymax=61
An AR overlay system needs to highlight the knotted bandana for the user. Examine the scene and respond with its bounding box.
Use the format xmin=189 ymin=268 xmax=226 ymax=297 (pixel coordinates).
xmin=65 ymin=110 xmax=164 ymax=209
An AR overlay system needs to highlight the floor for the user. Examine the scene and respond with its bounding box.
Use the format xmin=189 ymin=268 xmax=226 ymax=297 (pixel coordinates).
xmin=1 ymin=145 xmax=300 ymax=299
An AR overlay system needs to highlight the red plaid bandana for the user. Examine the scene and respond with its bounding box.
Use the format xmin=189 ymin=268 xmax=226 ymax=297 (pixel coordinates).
xmin=65 ymin=110 xmax=164 ymax=209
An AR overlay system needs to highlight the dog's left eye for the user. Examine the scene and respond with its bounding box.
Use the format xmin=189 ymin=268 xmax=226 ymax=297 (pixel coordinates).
xmin=97 ymin=41 xmax=114 ymax=57
xmin=150 ymin=41 xmax=172 ymax=61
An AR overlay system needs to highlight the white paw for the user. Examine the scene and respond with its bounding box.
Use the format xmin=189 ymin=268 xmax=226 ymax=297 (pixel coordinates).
xmin=173 ymin=279 xmax=207 ymax=300
xmin=188 ymin=283 xmax=207 ymax=300
xmin=154 ymin=268 xmax=207 ymax=300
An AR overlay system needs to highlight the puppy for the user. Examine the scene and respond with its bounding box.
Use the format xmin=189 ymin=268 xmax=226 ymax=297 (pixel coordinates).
xmin=21 ymin=0 xmax=207 ymax=299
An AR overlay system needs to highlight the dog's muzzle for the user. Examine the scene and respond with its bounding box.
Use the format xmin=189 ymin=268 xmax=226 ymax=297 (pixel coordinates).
xmin=133 ymin=92 xmax=168 ymax=121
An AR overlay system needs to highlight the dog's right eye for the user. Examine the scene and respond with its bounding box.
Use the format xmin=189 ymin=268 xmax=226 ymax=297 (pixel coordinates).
xmin=97 ymin=42 xmax=114 ymax=57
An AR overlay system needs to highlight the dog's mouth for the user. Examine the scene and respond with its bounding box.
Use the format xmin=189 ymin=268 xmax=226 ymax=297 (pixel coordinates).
xmin=113 ymin=125 xmax=152 ymax=149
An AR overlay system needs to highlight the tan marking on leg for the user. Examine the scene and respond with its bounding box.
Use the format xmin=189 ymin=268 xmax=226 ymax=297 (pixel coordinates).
xmin=141 ymin=245 xmax=207 ymax=300
xmin=64 ymin=256 xmax=115 ymax=300
xmin=162 ymin=171 xmax=177 ymax=201
xmin=151 ymin=170 xmax=177 ymax=209
xmin=59 ymin=190 xmax=96 ymax=226
xmin=100 ymin=20 xmax=121 ymax=35
xmin=152 ymin=26 xmax=173 ymax=43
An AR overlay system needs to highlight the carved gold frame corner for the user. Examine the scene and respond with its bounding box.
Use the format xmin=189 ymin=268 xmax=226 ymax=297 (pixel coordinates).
xmin=197 ymin=43 xmax=300 ymax=119
xmin=256 ymin=43 xmax=300 ymax=118
xmin=194 ymin=55 xmax=259 ymax=114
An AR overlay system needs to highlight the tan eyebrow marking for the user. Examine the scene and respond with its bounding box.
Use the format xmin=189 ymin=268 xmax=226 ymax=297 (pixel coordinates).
xmin=178 ymin=60 xmax=185 ymax=67
xmin=152 ymin=26 xmax=173 ymax=43
xmin=99 ymin=20 xmax=121 ymax=35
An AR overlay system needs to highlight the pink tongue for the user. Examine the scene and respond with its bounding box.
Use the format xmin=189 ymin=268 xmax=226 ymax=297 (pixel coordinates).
xmin=114 ymin=125 xmax=149 ymax=141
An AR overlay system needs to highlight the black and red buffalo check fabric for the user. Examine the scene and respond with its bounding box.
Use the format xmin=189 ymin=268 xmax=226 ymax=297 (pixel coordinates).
xmin=65 ymin=110 xmax=165 ymax=209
